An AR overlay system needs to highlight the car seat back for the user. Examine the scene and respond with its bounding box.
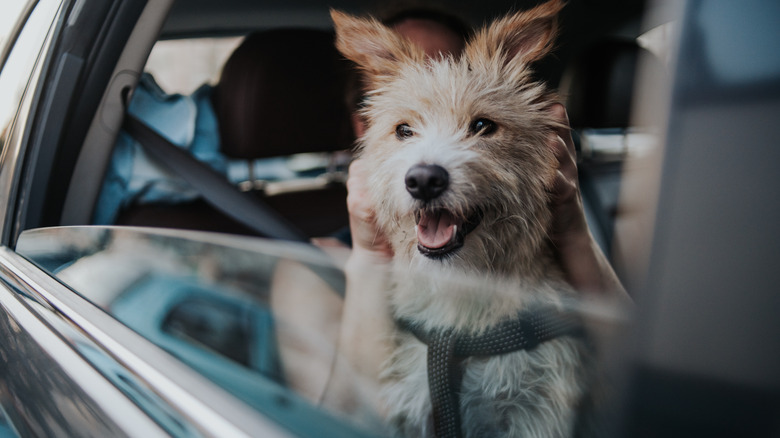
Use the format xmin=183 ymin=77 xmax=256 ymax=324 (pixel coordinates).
xmin=212 ymin=29 xmax=353 ymax=159
xmin=114 ymin=29 xmax=355 ymax=238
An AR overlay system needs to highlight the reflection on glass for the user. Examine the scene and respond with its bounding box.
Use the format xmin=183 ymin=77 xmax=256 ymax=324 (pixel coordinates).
xmin=17 ymin=226 xmax=630 ymax=437
xmin=0 ymin=0 xmax=32 ymax=54
xmin=0 ymin=0 xmax=59 ymax=150
xmin=162 ymin=294 xmax=254 ymax=366
xmin=17 ymin=226 xmax=379 ymax=437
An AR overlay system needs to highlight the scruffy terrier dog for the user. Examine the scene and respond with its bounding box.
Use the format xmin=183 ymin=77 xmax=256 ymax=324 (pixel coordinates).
xmin=333 ymin=1 xmax=593 ymax=436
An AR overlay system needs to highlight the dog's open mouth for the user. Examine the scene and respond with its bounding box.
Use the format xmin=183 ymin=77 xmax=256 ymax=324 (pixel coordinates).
xmin=415 ymin=209 xmax=482 ymax=259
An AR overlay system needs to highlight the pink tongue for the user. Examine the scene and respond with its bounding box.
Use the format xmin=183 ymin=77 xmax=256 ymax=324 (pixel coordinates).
xmin=417 ymin=211 xmax=457 ymax=249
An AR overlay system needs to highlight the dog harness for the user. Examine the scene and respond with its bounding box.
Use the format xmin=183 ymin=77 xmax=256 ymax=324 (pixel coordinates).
xmin=398 ymin=308 xmax=583 ymax=438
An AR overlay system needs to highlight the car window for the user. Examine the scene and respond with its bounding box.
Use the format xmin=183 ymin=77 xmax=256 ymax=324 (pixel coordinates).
xmin=16 ymin=226 xmax=381 ymax=437
xmin=144 ymin=36 xmax=243 ymax=94
xmin=16 ymin=225 xmax=630 ymax=437
xmin=0 ymin=0 xmax=60 ymax=153
xmin=0 ymin=0 xmax=61 ymax=243
xmin=0 ymin=0 xmax=33 ymax=53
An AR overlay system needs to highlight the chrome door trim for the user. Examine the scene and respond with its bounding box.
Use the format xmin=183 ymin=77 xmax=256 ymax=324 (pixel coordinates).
xmin=0 ymin=281 xmax=169 ymax=437
xmin=0 ymin=246 xmax=292 ymax=437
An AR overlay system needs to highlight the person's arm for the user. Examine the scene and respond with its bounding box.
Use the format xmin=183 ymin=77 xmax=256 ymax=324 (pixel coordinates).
xmin=338 ymin=159 xmax=395 ymax=392
xmin=546 ymin=103 xmax=627 ymax=299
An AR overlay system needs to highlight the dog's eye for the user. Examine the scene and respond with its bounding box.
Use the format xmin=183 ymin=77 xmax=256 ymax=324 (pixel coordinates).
xmin=469 ymin=118 xmax=497 ymax=136
xmin=395 ymin=123 xmax=414 ymax=140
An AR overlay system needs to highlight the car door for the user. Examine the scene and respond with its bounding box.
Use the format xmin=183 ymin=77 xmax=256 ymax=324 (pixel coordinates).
xmin=0 ymin=1 xmax=373 ymax=436
xmin=0 ymin=1 xmax=173 ymax=435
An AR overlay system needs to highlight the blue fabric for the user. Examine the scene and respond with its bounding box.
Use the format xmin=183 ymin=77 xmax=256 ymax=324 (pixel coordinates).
xmin=94 ymin=73 xmax=348 ymax=226
xmin=93 ymin=73 xmax=226 ymax=225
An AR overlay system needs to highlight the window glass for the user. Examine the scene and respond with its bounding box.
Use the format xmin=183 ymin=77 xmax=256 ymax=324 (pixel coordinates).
xmin=16 ymin=226 xmax=379 ymax=437
xmin=0 ymin=0 xmax=59 ymax=154
xmin=162 ymin=295 xmax=253 ymax=366
xmin=144 ymin=37 xmax=243 ymax=94
xmin=17 ymin=225 xmax=630 ymax=437
xmin=0 ymin=0 xmax=32 ymax=50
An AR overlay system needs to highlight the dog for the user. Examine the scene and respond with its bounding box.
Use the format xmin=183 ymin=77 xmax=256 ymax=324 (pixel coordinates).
xmin=332 ymin=1 xmax=594 ymax=436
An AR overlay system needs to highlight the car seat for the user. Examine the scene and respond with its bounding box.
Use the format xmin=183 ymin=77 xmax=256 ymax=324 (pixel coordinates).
xmin=115 ymin=29 xmax=355 ymax=238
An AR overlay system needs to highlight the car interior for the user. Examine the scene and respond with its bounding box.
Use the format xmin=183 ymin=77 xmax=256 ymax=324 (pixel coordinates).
xmin=14 ymin=0 xmax=654 ymax=269
xmin=113 ymin=28 xmax=355 ymax=238
xmin=0 ymin=0 xmax=682 ymax=431
xmin=6 ymin=0 xmax=779 ymax=436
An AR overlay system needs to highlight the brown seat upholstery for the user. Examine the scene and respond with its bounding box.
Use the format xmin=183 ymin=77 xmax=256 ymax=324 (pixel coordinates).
xmin=212 ymin=28 xmax=354 ymax=159
xmin=117 ymin=29 xmax=355 ymax=238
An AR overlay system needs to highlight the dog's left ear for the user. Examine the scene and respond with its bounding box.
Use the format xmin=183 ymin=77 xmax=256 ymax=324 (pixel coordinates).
xmin=331 ymin=9 xmax=417 ymax=80
xmin=470 ymin=0 xmax=564 ymax=66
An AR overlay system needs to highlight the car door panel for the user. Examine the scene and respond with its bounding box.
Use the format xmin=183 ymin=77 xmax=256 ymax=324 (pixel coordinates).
xmin=0 ymin=269 xmax=167 ymax=437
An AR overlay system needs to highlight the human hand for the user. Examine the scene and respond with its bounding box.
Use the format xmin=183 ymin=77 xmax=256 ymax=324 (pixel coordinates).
xmin=546 ymin=104 xmax=626 ymax=297
xmin=346 ymin=158 xmax=394 ymax=262
xmin=340 ymin=158 xmax=396 ymax=393
xmin=547 ymin=103 xmax=590 ymax=248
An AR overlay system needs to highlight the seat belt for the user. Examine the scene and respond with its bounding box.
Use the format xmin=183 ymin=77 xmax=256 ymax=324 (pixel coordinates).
xmin=122 ymin=114 xmax=309 ymax=243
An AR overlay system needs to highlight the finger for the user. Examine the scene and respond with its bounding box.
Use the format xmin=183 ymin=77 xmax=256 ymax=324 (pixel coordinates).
xmin=549 ymin=169 xmax=577 ymax=203
xmin=347 ymin=159 xmax=369 ymax=194
xmin=549 ymin=131 xmax=578 ymax=185
xmin=546 ymin=104 xmax=579 ymax=186
xmin=550 ymin=130 xmax=569 ymax=161
xmin=557 ymin=136 xmax=579 ymax=181
xmin=549 ymin=103 xmax=576 ymax=158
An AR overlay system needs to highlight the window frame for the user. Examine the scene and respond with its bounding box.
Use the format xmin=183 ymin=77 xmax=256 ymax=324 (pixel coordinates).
xmin=0 ymin=0 xmax=63 ymax=246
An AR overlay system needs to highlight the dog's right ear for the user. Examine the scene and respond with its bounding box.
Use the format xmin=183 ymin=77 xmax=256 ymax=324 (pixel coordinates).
xmin=331 ymin=10 xmax=414 ymax=79
xmin=468 ymin=0 xmax=564 ymax=68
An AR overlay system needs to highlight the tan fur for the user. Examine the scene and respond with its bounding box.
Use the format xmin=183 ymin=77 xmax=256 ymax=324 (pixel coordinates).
xmin=333 ymin=2 xmax=592 ymax=436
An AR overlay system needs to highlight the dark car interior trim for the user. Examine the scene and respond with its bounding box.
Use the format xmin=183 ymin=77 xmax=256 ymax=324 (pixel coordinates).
xmin=17 ymin=0 xmax=149 ymax=241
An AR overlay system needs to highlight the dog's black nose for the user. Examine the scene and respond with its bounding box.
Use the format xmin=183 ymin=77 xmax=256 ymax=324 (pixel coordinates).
xmin=405 ymin=164 xmax=449 ymax=201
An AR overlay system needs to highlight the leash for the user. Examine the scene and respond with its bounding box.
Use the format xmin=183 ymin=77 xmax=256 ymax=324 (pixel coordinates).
xmin=398 ymin=308 xmax=583 ymax=438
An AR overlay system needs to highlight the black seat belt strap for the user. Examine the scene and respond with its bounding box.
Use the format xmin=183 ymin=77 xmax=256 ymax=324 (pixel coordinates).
xmin=122 ymin=114 xmax=308 ymax=242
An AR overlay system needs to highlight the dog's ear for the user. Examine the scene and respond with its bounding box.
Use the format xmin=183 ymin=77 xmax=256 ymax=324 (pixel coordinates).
xmin=469 ymin=0 xmax=564 ymax=67
xmin=331 ymin=10 xmax=415 ymax=79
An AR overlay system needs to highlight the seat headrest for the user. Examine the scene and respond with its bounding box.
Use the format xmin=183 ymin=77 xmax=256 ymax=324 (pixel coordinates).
xmin=212 ymin=29 xmax=354 ymax=159
xmin=562 ymin=39 xmax=657 ymax=129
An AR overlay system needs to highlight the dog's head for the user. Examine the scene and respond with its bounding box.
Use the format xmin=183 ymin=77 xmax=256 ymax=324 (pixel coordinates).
xmin=333 ymin=1 xmax=565 ymax=273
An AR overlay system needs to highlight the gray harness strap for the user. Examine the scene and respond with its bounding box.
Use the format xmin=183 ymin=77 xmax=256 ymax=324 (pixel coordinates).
xmin=398 ymin=308 xmax=583 ymax=438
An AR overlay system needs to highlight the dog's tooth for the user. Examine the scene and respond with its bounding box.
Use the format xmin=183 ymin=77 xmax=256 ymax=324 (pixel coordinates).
xmin=450 ymin=225 xmax=458 ymax=244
